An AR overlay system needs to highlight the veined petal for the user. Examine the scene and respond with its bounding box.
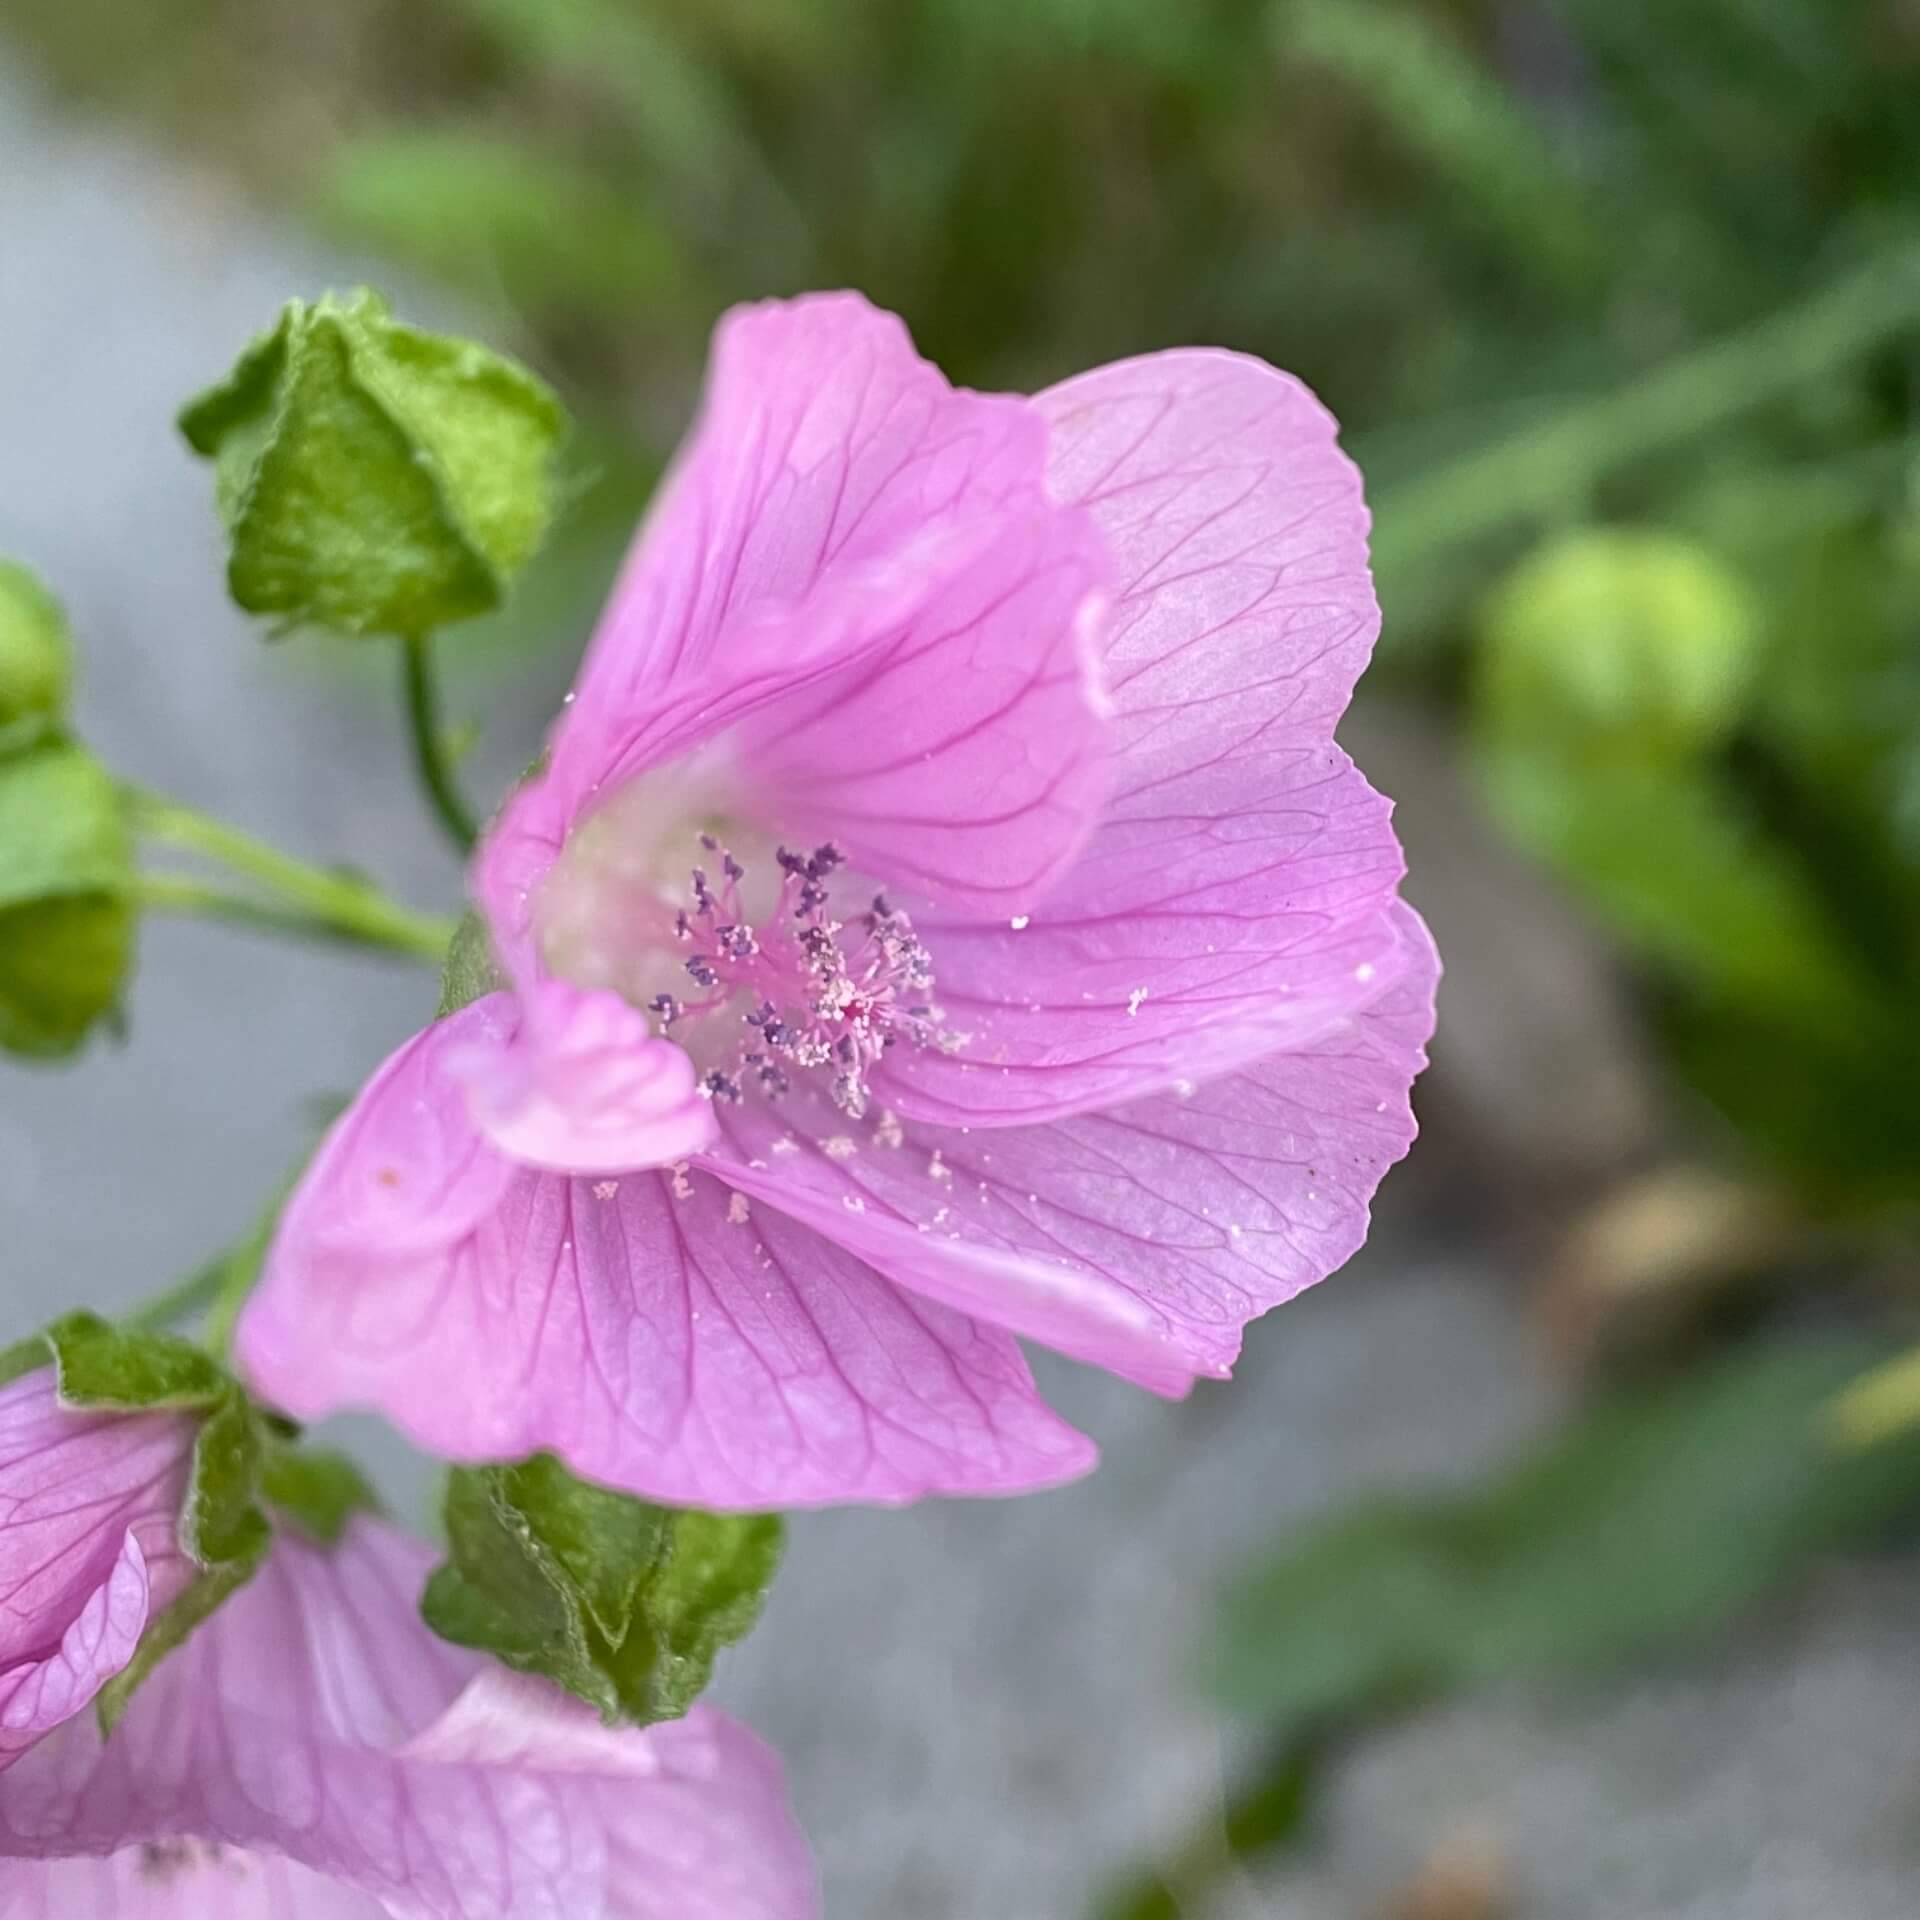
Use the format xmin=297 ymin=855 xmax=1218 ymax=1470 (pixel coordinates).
xmin=707 ymin=905 xmax=1437 ymax=1393
xmin=0 ymin=1532 xmax=150 ymax=1771
xmin=0 ymin=1521 xmax=818 ymax=1920
xmin=727 ymin=499 xmax=1112 ymax=915
xmin=478 ymin=293 xmax=1079 ymax=975
xmin=877 ymin=348 xmax=1402 ymax=1123
xmin=0 ymin=1851 xmax=386 ymax=1916
xmin=238 ymin=1028 xmax=1094 ymax=1509
xmin=0 ymin=1371 xmax=196 ymax=1769
xmin=879 ymin=752 xmax=1409 ymax=1123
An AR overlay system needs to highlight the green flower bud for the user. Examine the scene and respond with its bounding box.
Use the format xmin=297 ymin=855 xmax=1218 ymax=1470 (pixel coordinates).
xmin=0 ymin=742 xmax=135 ymax=1059
xmin=179 ymin=289 xmax=567 ymax=638
xmin=0 ymin=560 xmax=73 ymax=755
xmin=1478 ymin=529 xmax=1760 ymax=759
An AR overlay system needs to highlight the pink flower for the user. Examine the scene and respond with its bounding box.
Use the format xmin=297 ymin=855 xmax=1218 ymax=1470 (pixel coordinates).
xmin=0 ymin=1367 xmax=196 ymax=1770
xmin=0 ymin=1515 xmax=817 ymax=1918
xmin=238 ymin=294 xmax=1437 ymax=1508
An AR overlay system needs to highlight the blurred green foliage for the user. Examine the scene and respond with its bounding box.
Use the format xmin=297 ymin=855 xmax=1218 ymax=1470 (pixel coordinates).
xmin=1213 ymin=1335 xmax=1920 ymax=1726
xmin=0 ymin=564 xmax=134 ymax=1059
xmin=1099 ymin=1330 xmax=1920 ymax=1914
xmin=10 ymin=0 xmax=1918 ymax=1224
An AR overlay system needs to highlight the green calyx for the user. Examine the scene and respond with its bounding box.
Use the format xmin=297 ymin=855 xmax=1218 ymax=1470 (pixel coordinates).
xmin=0 ymin=560 xmax=73 ymax=755
xmin=0 ymin=743 xmax=135 ymax=1060
xmin=423 ymin=1453 xmax=784 ymax=1728
xmin=1477 ymin=527 xmax=1761 ymax=762
xmin=436 ymin=908 xmax=505 ymax=1017
xmin=16 ymin=1312 xmax=378 ymax=1731
xmin=179 ymin=287 xmax=568 ymax=639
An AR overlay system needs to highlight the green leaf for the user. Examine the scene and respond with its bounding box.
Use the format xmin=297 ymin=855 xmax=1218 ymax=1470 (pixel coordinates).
xmin=0 ymin=742 xmax=135 ymax=1058
xmin=1475 ymin=746 xmax=1878 ymax=1035
xmin=180 ymin=1395 xmax=271 ymax=1567
xmin=0 ymin=559 xmax=73 ymax=755
xmin=46 ymin=1311 xmax=228 ymax=1411
xmin=261 ymin=1443 xmax=382 ymax=1544
xmin=0 ymin=1331 xmax=50 ymax=1388
xmin=1211 ymin=1336 xmax=1920 ymax=1731
xmin=422 ymin=1454 xmax=783 ymax=1726
xmin=91 ymin=1384 xmax=275 ymax=1734
xmin=180 ymin=289 xmax=568 ymax=639
xmin=436 ymin=909 xmax=503 ymax=1017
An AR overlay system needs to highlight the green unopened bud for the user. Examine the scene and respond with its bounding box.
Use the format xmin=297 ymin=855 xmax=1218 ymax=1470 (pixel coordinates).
xmin=0 ymin=561 xmax=73 ymax=754
xmin=1478 ymin=529 xmax=1760 ymax=759
xmin=0 ymin=743 xmax=135 ymax=1058
xmin=179 ymin=289 xmax=567 ymax=638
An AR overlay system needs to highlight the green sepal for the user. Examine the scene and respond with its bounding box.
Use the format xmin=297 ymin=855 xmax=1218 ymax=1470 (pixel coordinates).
xmin=422 ymin=1454 xmax=783 ymax=1727
xmin=180 ymin=1395 xmax=272 ymax=1566
xmin=96 ymin=1390 xmax=274 ymax=1734
xmin=0 ymin=1331 xmax=51 ymax=1388
xmin=95 ymin=1549 xmax=263 ymax=1736
xmin=436 ymin=909 xmax=504 ymax=1017
xmin=46 ymin=1312 xmax=229 ymax=1411
xmin=179 ymin=289 xmax=568 ymax=639
xmin=262 ymin=1442 xmax=383 ymax=1544
xmin=0 ymin=559 xmax=73 ymax=756
xmin=0 ymin=741 xmax=135 ymax=1059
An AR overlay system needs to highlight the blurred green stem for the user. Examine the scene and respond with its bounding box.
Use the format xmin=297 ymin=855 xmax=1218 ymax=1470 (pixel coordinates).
xmin=123 ymin=1252 xmax=231 ymax=1332
xmin=401 ymin=631 xmax=480 ymax=854
xmin=123 ymin=1196 xmax=282 ymax=1357
xmin=128 ymin=789 xmax=456 ymax=962
xmin=1375 ymin=243 xmax=1920 ymax=635
xmin=1094 ymin=1730 xmax=1330 ymax=1920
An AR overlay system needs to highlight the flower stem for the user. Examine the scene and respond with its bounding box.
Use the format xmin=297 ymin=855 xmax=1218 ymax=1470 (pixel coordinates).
xmin=123 ymin=1253 xmax=232 ymax=1332
xmin=401 ymin=631 xmax=480 ymax=854
xmin=126 ymin=791 xmax=457 ymax=963
xmin=1372 ymin=240 xmax=1920 ymax=641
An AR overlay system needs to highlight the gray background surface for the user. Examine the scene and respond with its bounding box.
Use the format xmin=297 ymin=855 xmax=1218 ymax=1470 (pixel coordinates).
xmin=5 ymin=55 xmax=1919 ymax=1918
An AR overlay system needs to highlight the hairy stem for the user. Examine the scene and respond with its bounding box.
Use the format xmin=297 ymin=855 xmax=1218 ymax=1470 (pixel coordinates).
xmin=127 ymin=793 xmax=457 ymax=962
xmin=401 ymin=630 xmax=480 ymax=853
xmin=122 ymin=1253 xmax=232 ymax=1332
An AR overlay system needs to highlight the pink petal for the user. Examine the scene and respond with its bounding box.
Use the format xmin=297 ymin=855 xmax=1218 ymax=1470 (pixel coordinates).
xmin=707 ymin=903 xmax=1438 ymax=1393
xmin=448 ymin=981 xmax=715 ymax=1175
xmin=0 ymin=1520 xmax=818 ymax=1920
xmin=0 ymin=1852 xmax=386 ymax=1917
xmin=0 ymin=1371 xmax=197 ymax=1768
xmin=239 ymin=1020 xmax=1094 ymax=1508
xmin=726 ymin=494 xmax=1113 ymax=915
xmin=479 ymin=293 xmax=1077 ymax=975
xmin=0 ymin=1531 xmax=150 ymax=1771
xmin=877 ymin=348 xmax=1405 ymax=1123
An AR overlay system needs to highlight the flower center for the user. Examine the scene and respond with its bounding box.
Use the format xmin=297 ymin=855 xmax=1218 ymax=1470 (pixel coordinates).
xmin=538 ymin=782 xmax=957 ymax=1118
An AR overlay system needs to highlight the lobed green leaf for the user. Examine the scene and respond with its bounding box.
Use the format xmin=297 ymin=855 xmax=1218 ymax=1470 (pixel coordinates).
xmin=423 ymin=1454 xmax=783 ymax=1727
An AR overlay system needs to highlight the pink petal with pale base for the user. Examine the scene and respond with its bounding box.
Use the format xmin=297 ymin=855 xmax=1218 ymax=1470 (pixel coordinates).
xmin=242 ymin=302 xmax=1432 ymax=1515
xmin=480 ymin=293 xmax=1106 ymax=976
xmin=0 ymin=1519 xmax=817 ymax=1919
xmin=237 ymin=1008 xmax=1094 ymax=1509
xmin=0 ymin=1370 xmax=196 ymax=1770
